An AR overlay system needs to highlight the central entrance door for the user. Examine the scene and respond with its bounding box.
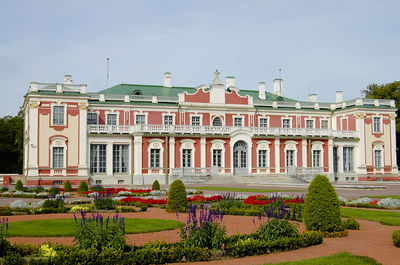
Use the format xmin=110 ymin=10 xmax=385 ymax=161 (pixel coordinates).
xmin=233 ymin=140 xmax=248 ymax=175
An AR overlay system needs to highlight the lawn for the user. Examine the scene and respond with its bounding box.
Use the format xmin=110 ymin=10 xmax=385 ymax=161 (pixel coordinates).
xmin=7 ymin=218 xmax=182 ymax=237
xmin=267 ymin=252 xmax=381 ymax=265
xmin=341 ymin=207 xmax=400 ymax=226
xmin=192 ymin=186 xmax=295 ymax=193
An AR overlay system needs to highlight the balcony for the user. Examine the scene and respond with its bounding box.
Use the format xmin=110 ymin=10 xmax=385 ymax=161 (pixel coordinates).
xmin=88 ymin=124 xmax=357 ymax=138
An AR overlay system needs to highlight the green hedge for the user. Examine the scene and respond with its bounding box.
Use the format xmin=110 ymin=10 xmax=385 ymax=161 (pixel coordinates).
xmin=393 ymin=230 xmax=400 ymax=247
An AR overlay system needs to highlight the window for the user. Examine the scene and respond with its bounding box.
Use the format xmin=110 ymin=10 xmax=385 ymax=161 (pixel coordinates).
xmin=234 ymin=117 xmax=242 ymax=127
xmin=343 ymin=147 xmax=354 ymax=172
xmin=107 ymin=114 xmax=117 ymax=125
xmin=113 ymin=145 xmax=128 ymax=173
xmin=163 ymin=115 xmax=173 ymax=125
xmin=90 ymin=144 xmax=106 ymax=173
xmin=374 ymin=150 xmax=382 ymax=168
xmin=286 ymin=150 xmax=294 ymax=167
xmin=373 ymin=117 xmax=381 ymax=133
xmin=150 ymin=149 xmax=160 ymax=168
xmin=282 ymin=118 xmax=290 ymax=128
xmin=212 ymin=149 xmax=222 ymax=167
xmin=259 ymin=118 xmax=268 ymax=128
xmin=182 ymin=149 xmax=192 ymax=168
xmin=53 ymin=106 xmax=65 ymax=125
xmin=95 ymin=180 xmax=102 ymax=185
xmin=53 ymin=180 xmax=63 ymax=185
xmin=191 ymin=116 xmax=200 ymax=126
xmin=118 ymin=180 xmax=124 ymax=185
xmin=312 ymin=150 xmax=321 ymax=167
xmin=87 ymin=113 xmax=98 ymax=125
xmin=136 ymin=114 xmax=146 ymax=125
xmin=306 ymin=120 xmax=314 ymax=129
xmin=258 ymin=150 xmax=267 ymax=167
xmin=212 ymin=117 xmax=222 ymax=126
xmin=53 ymin=147 xmax=64 ymax=168
xmin=321 ymin=120 xmax=328 ymax=129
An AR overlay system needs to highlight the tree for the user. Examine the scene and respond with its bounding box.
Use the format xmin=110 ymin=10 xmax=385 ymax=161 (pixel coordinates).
xmin=362 ymin=81 xmax=400 ymax=165
xmin=0 ymin=109 xmax=23 ymax=173
xmin=167 ymin=180 xmax=187 ymax=212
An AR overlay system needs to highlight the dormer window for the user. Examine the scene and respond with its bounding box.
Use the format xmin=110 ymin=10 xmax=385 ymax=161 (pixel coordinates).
xmin=133 ymin=90 xmax=142 ymax=96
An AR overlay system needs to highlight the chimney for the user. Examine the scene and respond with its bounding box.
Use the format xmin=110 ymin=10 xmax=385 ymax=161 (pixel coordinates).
xmin=64 ymin=75 xmax=72 ymax=84
xmin=258 ymin=82 xmax=266 ymax=100
xmin=164 ymin=72 xmax=171 ymax=87
xmin=273 ymin=79 xmax=283 ymax=96
xmin=226 ymin=76 xmax=235 ymax=88
xmin=309 ymin=94 xmax=317 ymax=102
xmin=336 ymin=91 xmax=343 ymax=103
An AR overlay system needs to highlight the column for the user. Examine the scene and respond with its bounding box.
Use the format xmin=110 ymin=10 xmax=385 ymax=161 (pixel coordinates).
xmin=78 ymin=103 xmax=88 ymax=176
xmin=302 ymin=139 xmax=307 ymax=168
xmin=275 ymin=139 xmax=280 ymax=173
xmin=390 ymin=114 xmax=398 ymax=173
xmin=106 ymin=142 xmax=113 ymax=176
xmin=133 ymin=134 xmax=143 ymax=176
xmin=338 ymin=145 xmax=344 ymax=174
xmin=169 ymin=136 xmax=175 ymax=169
xmin=200 ymin=137 xmax=206 ymax=169
xmin=328 ymin=138 xmax=334 ymax=181
xmin=28 ymin=103 xmax=39 ymax=177
xmin=355 ymin=113 xmax=367 ymax=174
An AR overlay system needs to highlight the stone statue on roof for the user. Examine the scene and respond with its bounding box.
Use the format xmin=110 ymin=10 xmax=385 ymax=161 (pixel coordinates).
xmin=212 ymin=69 xmax=222 ymax=85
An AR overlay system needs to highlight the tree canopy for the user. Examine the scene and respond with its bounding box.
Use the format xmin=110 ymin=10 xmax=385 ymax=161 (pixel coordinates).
xmin=362 ymin=81 xmax=400 ymax=132
xmin=0 ymin=109 xmax=23 ymax=173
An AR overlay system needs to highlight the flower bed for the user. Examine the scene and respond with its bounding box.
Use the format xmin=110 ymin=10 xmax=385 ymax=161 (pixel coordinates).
xmin=187 ymin=195 xmax=223 ymax=202
xmin=83 ymin=188 xmax=152 ymax=196
xmin=120 ymin=197 xmax=167 ymax=205
xmin=244 ymin=195 xmax=304 ymax=206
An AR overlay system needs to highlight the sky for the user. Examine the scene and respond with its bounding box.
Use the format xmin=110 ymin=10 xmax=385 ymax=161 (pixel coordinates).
xmin=0 ymin=0 xmax=399 ymax=116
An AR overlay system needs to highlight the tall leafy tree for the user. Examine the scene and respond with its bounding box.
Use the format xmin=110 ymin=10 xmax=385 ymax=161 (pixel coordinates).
xmin=0 ymin=109 xmax=24 ymax=173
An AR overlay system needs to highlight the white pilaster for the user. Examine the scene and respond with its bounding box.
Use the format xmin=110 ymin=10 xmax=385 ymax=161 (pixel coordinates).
xmin=328 ymin=138 xmax=334 ymax=173
xmin=106 ymin=142 xmax=113 ymax=176
xmin=390 ymin=115 xmax=398 ymax=173
xmin=275 ymin=139 xmax=280 ymax=173
xmin=78 ymin=104 xmax=88 ymax=176
xmin=355 ymin=113 xmax=367 ymax=174
xmin=133 ymin=134 xmax=143 ymax=176
xmin=28 ymin=103 xmax=39 ymax=177
xmin=302 ymin=139 xmax=307 ymax=168
xmin=200 ymin=137 xmax=206 ymax=168
xmin=169 ymin=136 xmax=175 ymax=169
xmin=338 ymin=145 xmax=344 ymax=174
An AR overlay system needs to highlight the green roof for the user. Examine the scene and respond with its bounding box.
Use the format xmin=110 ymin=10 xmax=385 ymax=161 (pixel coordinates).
xmin=99 ymin=84 xmax=296 ymax=102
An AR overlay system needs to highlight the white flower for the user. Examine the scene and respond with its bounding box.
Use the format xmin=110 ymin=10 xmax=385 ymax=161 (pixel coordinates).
xmin=10 ymin=200 xmax=29 ymax=209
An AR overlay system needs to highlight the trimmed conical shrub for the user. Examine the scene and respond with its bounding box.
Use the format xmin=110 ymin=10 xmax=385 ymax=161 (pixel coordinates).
xmin=167 ymin=180 xmax=187 ymax=212
xmin=64 ymin=180 xmax=72 ymax=192
xmin=78 ymin=181 xmax=88 ymax=194
xmin=304 ymin=174 xmax=344 ymax=232
xmin=152 ymin=179 xmax=160 ymax=190
xmin=15 ymin=180 xmax=23 ymax=191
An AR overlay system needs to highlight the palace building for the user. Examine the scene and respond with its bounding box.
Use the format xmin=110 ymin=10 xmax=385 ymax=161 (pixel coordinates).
xmin=23 ymin=71 xmax=399 ymax=186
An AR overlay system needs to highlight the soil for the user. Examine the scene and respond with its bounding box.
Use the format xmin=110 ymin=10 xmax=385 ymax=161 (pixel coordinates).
xmin=6 ymin=207 xmax=400 ymax=265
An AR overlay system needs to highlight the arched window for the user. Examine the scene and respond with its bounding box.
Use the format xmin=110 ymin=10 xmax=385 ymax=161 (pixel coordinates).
xmin=133 ymin=90 xmax=142 ymax=95
xmin=212 ymin=116 xmax=222 ymax=126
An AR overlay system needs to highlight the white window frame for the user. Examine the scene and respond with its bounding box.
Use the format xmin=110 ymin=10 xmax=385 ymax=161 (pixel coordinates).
xmin=284 ymin=141 xmax=298 ymax=168
xmin=320 ymin=119 xmax=329 ymax=129
xmin=162 ymin=113 xmax=175 ymax=125
xmin=113 ymin=144 xmax=129 ymax=173
xmin=373 ymin=116 xmax=383 ymax=133
xmin=258 ymin=117 xmax=269 ymax=128
xmin=90 ymin=144 xmax=107 ymax=174
xmin=256 ymin=140 xmax=270 ymax=173
xmin=311 ymin=141 xmax=324 ymax=168
xmin=148 ymin=139 xmax=164 ymax=173
xmin=233 ymin=116 xmax=243 ymax=127
xmin=373 ymin=143 xmax=384 ymax=172
xmin=87 ymin=112 xmax=99 ymax=125
xmin=50 ymin=136 xmax=67 ymax=176
xmin=190 ymin=114 xmax=202 ymax=126
xmin=282 ymin=117 xmax=291 ymax=129
xmin=180 ymin=139 xmax=195 ymax=168
xmin=343 ymin=146 xmax=354 ymax=172
xmin=305 ymin=119 xmax=314 ymax=129
xmin=212 ymin=116 xmax=224 ymax=127
xmin=106 ymin=112 xmax=118 ymax=125
xmin=51 ymin=103 xmax=67 ymax=126
xmin=210 ymin=140 xmax=226 ymax=172
xmin=135 ymin=113 xmax=148 ymax=125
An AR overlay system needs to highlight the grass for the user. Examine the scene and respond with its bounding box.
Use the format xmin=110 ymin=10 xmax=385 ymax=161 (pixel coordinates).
xmin=7 ymin=218 xmax=182 ymax=237
xmin=191 ymin=186 xmax=296 ymax=193
xmin=341 ymin=207 xmax=400 ymax=226
xmin=266 ymin=252 xmax=381 ymax=265
xmin=364 ymin=195 xmax=400 ymax=200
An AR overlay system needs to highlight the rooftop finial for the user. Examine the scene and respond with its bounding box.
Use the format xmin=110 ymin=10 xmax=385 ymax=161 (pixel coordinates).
xmin=212 ymin=69 xmax=221 ymax=84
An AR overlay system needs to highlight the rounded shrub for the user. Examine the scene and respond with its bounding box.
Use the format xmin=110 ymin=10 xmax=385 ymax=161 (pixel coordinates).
xmin=167 ymin=180 xmax=187 ymax=212
xmin=64 ymin=180 xmax=73 ymax=192
xmin=48 ymin=187 xmax=60 ymax=196
xmin=343 ymin=218 xmax=360 ymax=230
xmin=78 ymin=181 xmax=88 ymax=194
xmin=152 ymin=180 xmax=160 ymax=190
xmin=303 ymin=174 xmax=344 ymax=232
xmin=15 ymin=180 xmax=23 ymax=191
xmin=256 ymin=219 xmax=299 ymax=241
xmin=393 ymin=230 xmax=400 ymax=247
